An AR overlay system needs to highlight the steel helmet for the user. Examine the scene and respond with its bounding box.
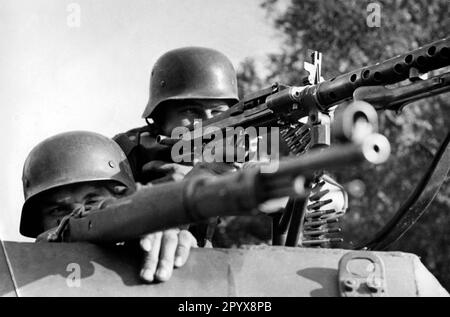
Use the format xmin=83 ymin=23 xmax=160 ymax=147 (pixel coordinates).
xmin=142 ymin=47 xmax=239 ymax=118
xmin=20 ymin=131 xmax=136 ymax=238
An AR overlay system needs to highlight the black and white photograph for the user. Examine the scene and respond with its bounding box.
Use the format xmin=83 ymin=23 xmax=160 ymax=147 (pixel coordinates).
xmin=0 ymin=0 xmax=449 ymax=300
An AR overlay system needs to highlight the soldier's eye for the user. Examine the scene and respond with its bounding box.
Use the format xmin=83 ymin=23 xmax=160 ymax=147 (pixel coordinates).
xmin=210 ymin=106 xmax=228 ymax=116
xmin=85 ymin=197 xmax=102 ymax=206
xmin=49 ymin=206 xmax=70 ymax=216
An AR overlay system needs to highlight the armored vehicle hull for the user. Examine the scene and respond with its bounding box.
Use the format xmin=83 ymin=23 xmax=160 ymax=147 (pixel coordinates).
xmin=1 ymin=241 xmax=447 ymax=297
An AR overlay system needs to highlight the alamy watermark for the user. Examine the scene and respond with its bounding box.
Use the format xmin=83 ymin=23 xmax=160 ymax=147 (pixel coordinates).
xmin=366 ymin=3 xmax=381 ymax=28
xmin=169 ymin=122 xmax=281 ymax=173
xmin=67 ymin=3 xmax=81 ymax=28
xmin=66 ymin=263 xmax=81 ymax=287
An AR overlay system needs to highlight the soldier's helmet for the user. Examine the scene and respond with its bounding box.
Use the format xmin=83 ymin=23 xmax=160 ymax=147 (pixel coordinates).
xmin=20 ymin=131 xmax=136 ymax=238
xmin=142 ymin=47 xmax=239 ymax=119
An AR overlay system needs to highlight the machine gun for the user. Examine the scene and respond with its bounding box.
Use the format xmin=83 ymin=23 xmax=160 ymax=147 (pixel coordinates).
xmin=153 ymin=38 xmax=449 ymax=250
xmin=157 ymin=38 xmax=449 ymax=153
xmin=50 ymin=132 xmax=389 ymax=243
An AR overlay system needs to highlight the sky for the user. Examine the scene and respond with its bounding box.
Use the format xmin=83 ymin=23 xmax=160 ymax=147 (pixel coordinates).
xmin=0 ymin=0 xmax=285 ymax=241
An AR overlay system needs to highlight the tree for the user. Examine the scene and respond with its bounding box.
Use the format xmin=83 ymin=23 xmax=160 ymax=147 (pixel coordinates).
xmin=236 ymin=58 xmax=266 ymax=99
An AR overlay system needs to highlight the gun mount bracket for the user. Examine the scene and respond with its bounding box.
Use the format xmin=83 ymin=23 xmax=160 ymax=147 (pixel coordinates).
xmin=338 ymin=251 xmax=387 ymax=297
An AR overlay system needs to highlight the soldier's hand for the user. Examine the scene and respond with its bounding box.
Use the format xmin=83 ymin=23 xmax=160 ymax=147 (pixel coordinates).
xmin=139 ymin=228 xmax=198 ymax=283
xmin=142 ymin=160 xmax=193 ymax=183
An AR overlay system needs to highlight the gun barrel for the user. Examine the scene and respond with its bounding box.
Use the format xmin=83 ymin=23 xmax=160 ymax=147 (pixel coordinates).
xmin=353 ymin=72 xmax=450 ymax=110
xmin=154 ymin=38 xmax=449 ymax=151
xmin=267 ymin=133 xmax=390 ymax=180
xmin=317 ymin=38 xmax=449 ymax=108
xmin=66 ymin=135 xmax=390 ymax=243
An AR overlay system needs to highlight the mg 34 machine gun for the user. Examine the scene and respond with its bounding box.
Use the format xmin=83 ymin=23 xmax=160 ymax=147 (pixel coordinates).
xmin=156 ymin=37 xmax=450 ymax=251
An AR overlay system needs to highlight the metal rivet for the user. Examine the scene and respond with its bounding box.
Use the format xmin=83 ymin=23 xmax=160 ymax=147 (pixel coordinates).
xmin=108 ymin=161 xmax=115 ymax=168
xmin=160 ymin=80 xmax=166 ymax=87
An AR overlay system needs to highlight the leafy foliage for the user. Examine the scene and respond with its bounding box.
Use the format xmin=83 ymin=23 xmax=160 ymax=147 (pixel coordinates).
xmin=236 ymin=58 xmax=266 ymax=99
xmin=216 ymin=0 xmax=450 ymax=290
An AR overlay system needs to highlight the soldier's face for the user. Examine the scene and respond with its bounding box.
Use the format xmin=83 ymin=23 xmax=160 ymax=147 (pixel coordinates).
xmin=159 ymin=100 xmax=230 ymax=136
xmin=37 ymin=181 xmax=119 ymax=232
